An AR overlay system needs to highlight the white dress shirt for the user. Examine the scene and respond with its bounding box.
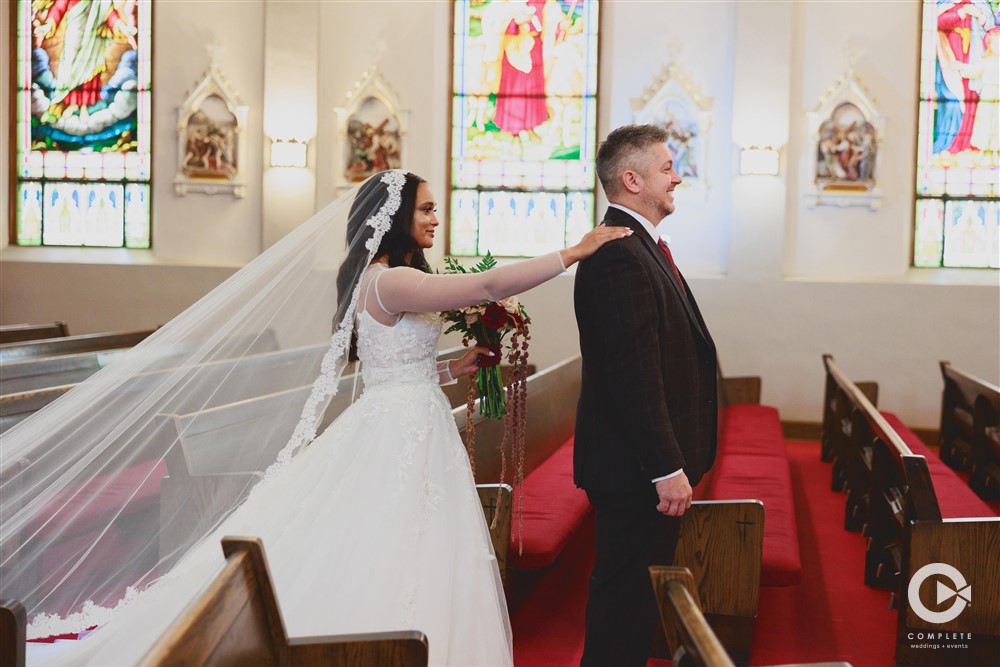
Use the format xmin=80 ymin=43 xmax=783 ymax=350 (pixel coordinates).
xmin=607 ymin=203 xmax=683 ymax=485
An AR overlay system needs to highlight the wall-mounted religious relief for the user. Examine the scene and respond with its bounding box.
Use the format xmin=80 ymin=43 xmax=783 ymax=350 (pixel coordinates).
xmin=631 ymin=53 xmax=713 ymax=201
xmin=805 ymin=66 xmax=884 ymax=210
xmin=174 ymin=45 xmax=248 ymax=198
xmin=334 ymin=65 xmax=408 ymax=193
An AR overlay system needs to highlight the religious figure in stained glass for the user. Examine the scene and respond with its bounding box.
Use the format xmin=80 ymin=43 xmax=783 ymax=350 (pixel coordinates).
xmin=451 ymin=0 xmax=599 ymax=257
xmin=915 ymin=0 xmax=999 ymax=268
xmin=13 ymin=0 xmax=152 ymax=247
xmin=32 ymin=0 xmax=139 ymax=147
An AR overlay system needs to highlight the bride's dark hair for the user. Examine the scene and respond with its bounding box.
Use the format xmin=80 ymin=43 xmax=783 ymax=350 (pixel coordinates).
xmin=335 ymin=171 xmax=428 ymax=358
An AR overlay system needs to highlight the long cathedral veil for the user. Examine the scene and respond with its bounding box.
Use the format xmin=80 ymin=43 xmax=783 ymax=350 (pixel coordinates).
xmin=0 ymin=170 xmax=408 ymax=639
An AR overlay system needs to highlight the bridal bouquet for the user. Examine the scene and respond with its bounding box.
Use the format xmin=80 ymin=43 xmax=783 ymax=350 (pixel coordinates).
xmin=440 ymin=253 xmax=530 ymax=540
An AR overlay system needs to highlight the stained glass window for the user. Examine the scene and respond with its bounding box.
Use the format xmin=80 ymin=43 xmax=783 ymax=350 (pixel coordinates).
xmin=450 ymin=0 xmax=599 ymax=257
xmin=915 ymin=0 xmax=999 ymax=268
xmin=13 ymin=0 xmax=152 ymax=248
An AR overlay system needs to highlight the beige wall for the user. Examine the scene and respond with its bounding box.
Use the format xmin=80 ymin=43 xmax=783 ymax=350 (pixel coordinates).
xmin=2 ymin=1 xmax=997 ymax=429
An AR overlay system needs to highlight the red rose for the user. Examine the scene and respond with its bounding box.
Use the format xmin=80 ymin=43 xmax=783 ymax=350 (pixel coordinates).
xmin=481 ymin=303 xmax=509 ymax=330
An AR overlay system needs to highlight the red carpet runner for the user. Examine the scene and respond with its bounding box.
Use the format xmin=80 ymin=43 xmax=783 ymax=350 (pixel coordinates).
xmin=510 ymin=440 xmax=896 ymax=666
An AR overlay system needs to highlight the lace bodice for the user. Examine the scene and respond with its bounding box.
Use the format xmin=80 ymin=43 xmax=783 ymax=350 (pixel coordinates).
xmin=356 ymin=310 xmax=443 ymax=388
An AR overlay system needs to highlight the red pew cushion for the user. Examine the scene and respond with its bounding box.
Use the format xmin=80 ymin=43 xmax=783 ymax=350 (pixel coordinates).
xmin=31 ymin=459 xmax=168 ymax=538
xmin=880 ymin=413 xmax=997 ymax=519
xmin=509 ymin=438 xmax=592 ymax=570
xmin=708 ymin=451 xmax=803 ymax=586
xmin=721 ymin=405 xmax=786 ymax=457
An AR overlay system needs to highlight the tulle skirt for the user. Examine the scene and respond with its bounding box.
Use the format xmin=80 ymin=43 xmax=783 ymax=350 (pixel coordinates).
xmin=31 ymin=380 xmax=513 ymax=667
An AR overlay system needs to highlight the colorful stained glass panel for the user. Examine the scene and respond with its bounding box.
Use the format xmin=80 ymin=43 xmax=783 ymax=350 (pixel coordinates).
xmin=450 ymin=0 xmax=599 ymax=257
xmin=13 ymin=1 xmax=152 ymax=248
xmin=915 ymin=1 xmax=999 ymax=268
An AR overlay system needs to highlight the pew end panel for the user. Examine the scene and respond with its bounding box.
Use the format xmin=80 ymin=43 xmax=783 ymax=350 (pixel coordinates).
xmin=939 ymin=361 xmax=1000 ymax=498
xmin=649 ymin=566 xmax=736 ymax=667
xmin=0 ymin=600 xmax=26 ymax=667
xmin=895 ymin=519 xmax=1000 ymax=667
xmin=672 ymin=500 xmax=764 ymax=666
xmin=476 ymin=483 xmax=513 ymax=585
xmin=138 ymin=537 xmax=429 ymax=667
xmin=971 ymin=394 xmax=1000 ymax=500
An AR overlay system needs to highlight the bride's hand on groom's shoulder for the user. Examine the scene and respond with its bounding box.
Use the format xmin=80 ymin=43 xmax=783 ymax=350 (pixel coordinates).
xmin=559 ymin=223 xmax=633 ymax=267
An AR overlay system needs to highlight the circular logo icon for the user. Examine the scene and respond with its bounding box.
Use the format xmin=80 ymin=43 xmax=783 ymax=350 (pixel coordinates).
xmin=908 ymin=563 xmax=971 ymax=624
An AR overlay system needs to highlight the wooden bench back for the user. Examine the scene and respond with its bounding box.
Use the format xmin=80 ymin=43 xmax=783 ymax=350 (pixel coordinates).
xmin=939 ymin=362 xmax=1000 ymax=494
xmin=822 ymin=357 xmax=1000 ymax=666
xmin=0 ymin=322 xmax=69 ymax=345
xmin=138 ymin=537 xmax=428 ymax=667
xmin=0 ymin=329 xmax=158 ymax=363
xmin=0 ymin=349 xmax=130 ymax=395
xmin=454 ymin=355 xmax=581 ymax=484
xmin=156 ymin=345 xmax=470 ymax=564
xmin=0 ymin=342 xmax=328 ymax=435
xmin=649 ymin=566 xmax=735 ymax=667
xmin=821 ymin=353 xmax=878 ymax=478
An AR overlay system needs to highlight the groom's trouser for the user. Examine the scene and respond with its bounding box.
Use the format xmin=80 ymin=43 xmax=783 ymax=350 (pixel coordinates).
xmin=581 ymin=490 xmax=681 ymax=667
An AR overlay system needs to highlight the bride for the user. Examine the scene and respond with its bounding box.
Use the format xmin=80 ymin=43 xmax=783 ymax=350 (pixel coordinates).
xmin=8 ymin=169 xmax=630 ymax=666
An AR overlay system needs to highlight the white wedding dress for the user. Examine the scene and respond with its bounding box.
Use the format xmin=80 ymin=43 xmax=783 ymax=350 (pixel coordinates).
xmin=30 ymin=253 xmax=566 ymax=667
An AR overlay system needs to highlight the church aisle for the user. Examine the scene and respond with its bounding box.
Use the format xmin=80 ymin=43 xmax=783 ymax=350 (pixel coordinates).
xmin=510 ymin=440 xmax=897 ymax=666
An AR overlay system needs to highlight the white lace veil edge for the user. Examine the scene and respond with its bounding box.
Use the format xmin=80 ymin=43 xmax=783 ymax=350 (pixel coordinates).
xmin=0 ymin=170 xmax=407 ymax=638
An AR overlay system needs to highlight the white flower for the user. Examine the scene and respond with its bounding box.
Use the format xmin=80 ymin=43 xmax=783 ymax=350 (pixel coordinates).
xmin=465 ymin=313 xmax=479 ymax=326
xmin=498 ymin=296 xmax=520 ymax=314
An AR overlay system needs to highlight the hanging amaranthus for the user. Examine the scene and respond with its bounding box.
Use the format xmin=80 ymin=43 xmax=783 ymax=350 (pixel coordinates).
xmin=439 ymin=254 xmax=532 ymax=551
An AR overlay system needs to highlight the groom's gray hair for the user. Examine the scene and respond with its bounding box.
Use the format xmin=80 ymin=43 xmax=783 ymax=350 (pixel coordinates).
xmin=596 ymin=124 xmax=669 ymax=197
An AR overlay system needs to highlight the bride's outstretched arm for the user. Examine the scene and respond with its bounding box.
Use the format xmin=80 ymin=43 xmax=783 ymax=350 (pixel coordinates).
xmin=374 ymin=225 xmax=633 ymax=315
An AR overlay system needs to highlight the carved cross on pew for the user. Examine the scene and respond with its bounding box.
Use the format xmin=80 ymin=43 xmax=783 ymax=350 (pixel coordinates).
xmin=736 ymin=514 xmax=755 ymax=543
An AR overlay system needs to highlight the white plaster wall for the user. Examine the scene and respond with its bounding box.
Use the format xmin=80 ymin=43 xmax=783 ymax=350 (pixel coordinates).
xmin=786 ymin=0 xmax=922 ymax=278
xmin=599 ymin=1 xmax=736 ymax=275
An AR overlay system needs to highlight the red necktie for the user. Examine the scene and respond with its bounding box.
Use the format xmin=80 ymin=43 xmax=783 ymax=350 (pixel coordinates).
xmin=657 ymin=238 xmax=684 ymax=286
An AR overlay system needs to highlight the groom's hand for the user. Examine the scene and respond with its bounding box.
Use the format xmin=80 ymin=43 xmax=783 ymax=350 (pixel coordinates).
xmin=654 ymin=472 xmax=692 ymax=517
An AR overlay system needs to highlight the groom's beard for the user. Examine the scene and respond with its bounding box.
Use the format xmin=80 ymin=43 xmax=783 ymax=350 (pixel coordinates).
xmin=643 ymin=194 xmax=675 ymax=221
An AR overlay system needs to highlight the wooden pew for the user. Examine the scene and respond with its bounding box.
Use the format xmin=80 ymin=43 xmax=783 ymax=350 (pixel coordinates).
xmin=135 ymin=537 xmax=428 ymax=666
xmin=0 ymin=329 xmax=284 ymax=396
xmin=0 ymin=600 xmax=26 ymax=667
xmin=0 ymin=341 xmax=325 ymax=435
xmin=939 ymin=362 xmax=1000 ymax=498
xmin=0 ymin=322 xmax=69 ymax=344
xmin=822 ymin=354 xmax=884 ymax=531
xmin=0 ymin=349 xmax=130 ymax=395
xmin=649 ymin=567 xmax=854 ymax=667
xmin=154 ymin=345 xmax=491 ymax=566
xmin=671 ymin=501 xmax=764 ymax=666
xmin=822 ymin=356 xmax=1000 ymax=666
xmin=0 ymin=328 xmax=158 ymax=363
xmin=820 ymin=356 xmax=878 ymax=486
xmin=454 ymin=357 xmax=584 ymax=575
xmin=650 ymin=566 xmax=735 ymax=667
xmin=456 ymin=356 xmax=579 ymax=485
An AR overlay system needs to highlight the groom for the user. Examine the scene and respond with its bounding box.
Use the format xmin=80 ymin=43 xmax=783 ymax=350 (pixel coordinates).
xmin=574 ymin=124 xmax=718 ymax=667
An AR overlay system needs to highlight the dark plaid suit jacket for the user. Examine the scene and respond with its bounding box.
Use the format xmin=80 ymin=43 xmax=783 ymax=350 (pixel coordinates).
xmin=573 ymin=206 xmax=718 ymax=493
